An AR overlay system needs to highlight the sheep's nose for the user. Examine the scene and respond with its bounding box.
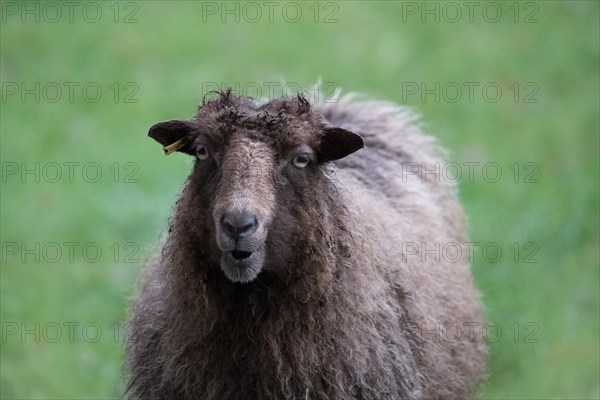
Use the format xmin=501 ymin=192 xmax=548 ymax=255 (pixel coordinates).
xmin=221 ymin=210 xmax=258 ymax=240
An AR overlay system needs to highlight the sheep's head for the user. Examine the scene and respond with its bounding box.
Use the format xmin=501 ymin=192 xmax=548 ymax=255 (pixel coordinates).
xmin=148 ymin=91 xmax=363 ymax=283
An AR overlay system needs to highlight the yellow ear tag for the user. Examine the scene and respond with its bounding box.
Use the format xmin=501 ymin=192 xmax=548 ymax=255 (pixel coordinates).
xmin=163 ymin=138 xmax=186 ymax=155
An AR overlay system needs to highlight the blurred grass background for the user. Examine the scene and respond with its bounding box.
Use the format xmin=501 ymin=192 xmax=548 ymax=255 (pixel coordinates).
xmin=1 ymin=1 xmax=598 ymax=398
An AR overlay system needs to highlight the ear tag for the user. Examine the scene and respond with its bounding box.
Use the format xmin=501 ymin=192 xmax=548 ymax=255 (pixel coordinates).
xmin=163 ymin=138 xmax=186 ymax=155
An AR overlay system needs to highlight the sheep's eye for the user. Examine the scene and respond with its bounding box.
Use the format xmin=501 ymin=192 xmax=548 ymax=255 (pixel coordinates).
xmin=196 ymin=145 xmax=209 ymax=161
xmin=292 ymin=154 xmax=311 ymax=169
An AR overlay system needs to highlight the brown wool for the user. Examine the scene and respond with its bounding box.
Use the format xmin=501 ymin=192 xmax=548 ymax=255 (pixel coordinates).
xmin=125 ymin=91 xmax=486 ymax=400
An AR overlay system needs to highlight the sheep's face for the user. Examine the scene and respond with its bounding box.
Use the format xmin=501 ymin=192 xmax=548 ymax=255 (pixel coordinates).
xmin=148 ymin=92 xmax=362 ymax=283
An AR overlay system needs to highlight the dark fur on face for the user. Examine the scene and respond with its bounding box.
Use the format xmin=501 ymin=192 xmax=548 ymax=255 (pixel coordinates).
xmin=126 ymin=90 xmax=486 ymax=399
xmin=147 ymin=90 xmax=363 ymax=284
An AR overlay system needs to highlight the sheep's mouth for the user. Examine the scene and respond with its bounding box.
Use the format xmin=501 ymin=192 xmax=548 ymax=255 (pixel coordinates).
xmin=220 ymin=247 xmax=265 ymax=283
xmin=231 ymin=250 xmax=252 ymax=260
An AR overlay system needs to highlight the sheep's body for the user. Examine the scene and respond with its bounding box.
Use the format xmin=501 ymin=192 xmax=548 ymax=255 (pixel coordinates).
xmin=126 ymin=93 xmax=486 ymax=399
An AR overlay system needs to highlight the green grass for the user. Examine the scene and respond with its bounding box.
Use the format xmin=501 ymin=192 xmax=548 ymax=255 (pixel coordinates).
xmin=1 ymin=1 xmax=598 ymax=398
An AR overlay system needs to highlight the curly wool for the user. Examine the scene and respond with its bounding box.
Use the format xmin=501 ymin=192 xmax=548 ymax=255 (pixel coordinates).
xmin=125 ymin=91 xmax=486 ymax=400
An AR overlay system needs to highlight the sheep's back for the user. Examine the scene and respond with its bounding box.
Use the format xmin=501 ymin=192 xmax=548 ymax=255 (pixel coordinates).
xmin=317 ymin=96 xmax=487 ymax=397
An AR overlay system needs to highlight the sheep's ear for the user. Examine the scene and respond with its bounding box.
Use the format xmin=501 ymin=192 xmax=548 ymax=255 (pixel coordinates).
xmin=317 ymin=127 xmax=364 ymax=163
xmin=148 ymin=119 xmax=195 ymax=155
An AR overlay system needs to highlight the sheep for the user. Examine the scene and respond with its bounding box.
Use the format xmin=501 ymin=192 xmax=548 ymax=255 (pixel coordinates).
xmin=125 ymin=89 xmax=486 ymax=400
